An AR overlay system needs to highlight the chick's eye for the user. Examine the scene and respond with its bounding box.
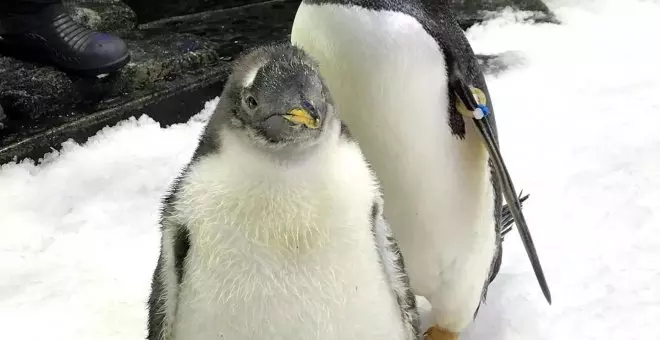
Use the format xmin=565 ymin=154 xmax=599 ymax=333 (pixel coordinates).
xmin=245 ymin=95 xmax=258 ymax=109
xmin=302 ymin=100 xmax=314 ymax=111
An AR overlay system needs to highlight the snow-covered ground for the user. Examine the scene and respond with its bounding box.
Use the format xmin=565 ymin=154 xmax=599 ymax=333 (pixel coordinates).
xmin=2 ymin=0 xmax=659 ymax=339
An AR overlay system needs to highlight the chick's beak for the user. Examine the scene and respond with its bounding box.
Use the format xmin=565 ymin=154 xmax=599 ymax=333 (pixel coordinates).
xmin=283 ymin=108 xmax=320 ymax=129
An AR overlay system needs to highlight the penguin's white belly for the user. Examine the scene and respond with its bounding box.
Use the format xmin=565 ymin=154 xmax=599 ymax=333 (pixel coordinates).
xmin=171 ymin=138 xmax=407 ymax=339
xmin=174 ymin=241 xmax=405 ymax=340
xmin=292 ymin=4 xmax=496 ymax=329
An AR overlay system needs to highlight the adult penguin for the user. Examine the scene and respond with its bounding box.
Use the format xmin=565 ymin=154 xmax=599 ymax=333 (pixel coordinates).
xmin=291 ymin=1 xmax=551 ymax=339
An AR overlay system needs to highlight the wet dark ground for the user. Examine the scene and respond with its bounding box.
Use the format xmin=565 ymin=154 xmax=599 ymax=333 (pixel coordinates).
xmin=139 ymin=0 xmax=298 ymax=57
xmin=0 ymin=0 xmax=300 ymax=164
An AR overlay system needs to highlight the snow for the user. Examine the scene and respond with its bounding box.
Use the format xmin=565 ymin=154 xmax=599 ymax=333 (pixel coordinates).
xmin=1 ymin=0 xmax=659 ymax=339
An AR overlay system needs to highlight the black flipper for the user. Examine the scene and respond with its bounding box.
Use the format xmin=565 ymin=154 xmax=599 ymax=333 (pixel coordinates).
xmin=147 ymin=253 xmax=167 ymax=340
xmin=486 ymin=193 xmax=529 ymax=286
xmin=370 ymin=199 xmax=421 ymax=340
xmin=173 ymin=225 xmax=191 ymax=286
xmin=501 ymin=192 xmax=530 ymax=237
xmin=450 ymin=69 xmax=552 ymax=304
xmin=147 ymin=171 xmax=192 ymax=340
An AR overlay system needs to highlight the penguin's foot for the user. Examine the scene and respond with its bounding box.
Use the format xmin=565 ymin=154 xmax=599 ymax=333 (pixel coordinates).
xmin=423 ymin=325 xmax=459 ymax=340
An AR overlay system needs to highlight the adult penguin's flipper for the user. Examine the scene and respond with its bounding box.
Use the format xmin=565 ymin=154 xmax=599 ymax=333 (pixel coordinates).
xmin=450 ymin=67 xmax=552 ymax=305
xmin=501 ymin=192 xmax=530 ymax=237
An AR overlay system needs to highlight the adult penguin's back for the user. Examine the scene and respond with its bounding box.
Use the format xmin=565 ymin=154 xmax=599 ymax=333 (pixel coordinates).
xmin=291 ymin=1 xmax=550 ymax=339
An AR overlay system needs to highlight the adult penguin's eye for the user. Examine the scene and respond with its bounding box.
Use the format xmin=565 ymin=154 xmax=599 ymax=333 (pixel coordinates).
xmin=246 ymin=95 xmax=258 ymax=110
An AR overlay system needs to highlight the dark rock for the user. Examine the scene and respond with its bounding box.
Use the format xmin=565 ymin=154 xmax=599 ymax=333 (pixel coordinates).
xmin=0 ymin=103 xmax=6 ymax=130
xmin=0 ymin=56 xmax=80 ymax=121
xmin=0 ymin=72 xmax=227 ymax=165
xmin=451 ymin=0 xmax=559 ymax=29
xmin=0 ymin=0 xmax=297 ymax=164
xmin=127 ymin=0 xmax=267 ymax=24
xmin=0 ymin=32 xmax=224 ymax=121
xmin=64 ymin=0 xmax=137 ymax=33
xmin=138 ymin=0 xmax=299 ymax=49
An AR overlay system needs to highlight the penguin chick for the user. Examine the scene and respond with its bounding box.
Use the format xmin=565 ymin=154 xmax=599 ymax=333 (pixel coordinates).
xmin=146 ymin=42 xmax=421 ymax=340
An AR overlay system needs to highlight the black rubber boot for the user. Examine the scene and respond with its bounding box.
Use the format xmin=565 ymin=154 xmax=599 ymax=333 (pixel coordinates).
xmin=0 ymin=3 xmax=130 ymax=76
